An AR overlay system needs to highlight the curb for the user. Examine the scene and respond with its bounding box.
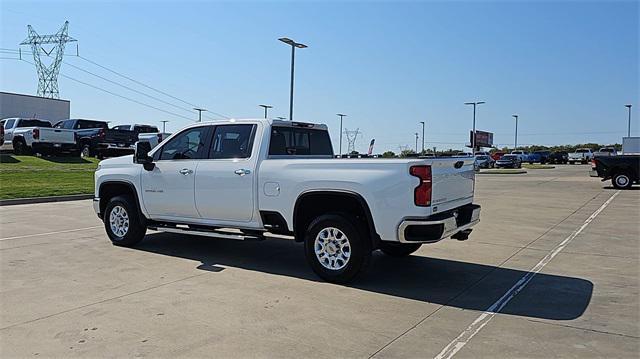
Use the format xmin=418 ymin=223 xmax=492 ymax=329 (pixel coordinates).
xmin=477 ymin=170 xmax=528 ymax=175
xmin=0 ymin=194 xmax=93 ymax=206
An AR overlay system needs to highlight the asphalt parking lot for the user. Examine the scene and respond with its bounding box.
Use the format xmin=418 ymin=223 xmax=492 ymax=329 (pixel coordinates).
xmin=1 ymin=165 xmax=638 ymax=358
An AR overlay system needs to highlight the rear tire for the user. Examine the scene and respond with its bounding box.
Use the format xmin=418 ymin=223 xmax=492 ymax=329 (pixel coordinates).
xmin=81 ymin=144 xmax=92 ymax=158
xmin=612 ymin=172 xmax=633 ymax=190
xmin=304 ymin=214 xmax=371 ymax=284
xmin=379 ymin=242 xmax=422 ymax=257
xmin=104 ymin=195 xmax=146 ymax=247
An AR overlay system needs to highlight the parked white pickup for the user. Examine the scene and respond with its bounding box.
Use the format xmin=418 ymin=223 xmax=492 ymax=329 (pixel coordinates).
xmin=93 ymin=119 xmax=481 ymax=283
xmin=568 ymin=148 xmax=593 ymax=164
xmin=1 ymin=118 xmax=76 ymax=155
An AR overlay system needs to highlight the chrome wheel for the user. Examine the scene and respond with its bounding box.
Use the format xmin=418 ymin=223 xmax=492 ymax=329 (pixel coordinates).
xmin=314 ymin=227 xmax=351 ymax=271
xmin=109 ymin=205 xmax=129 ymax=238
xmin=615 ymin=174 xmax=629 ymax=187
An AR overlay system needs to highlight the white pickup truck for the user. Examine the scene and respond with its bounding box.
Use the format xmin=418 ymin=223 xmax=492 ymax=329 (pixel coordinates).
xmin=94 ymin=119 xmax=481 ymax=283
xmin=568 ymin=148 xmax=593 ymax=164
xmin=1 ymin=118 xmax=77 ymax=155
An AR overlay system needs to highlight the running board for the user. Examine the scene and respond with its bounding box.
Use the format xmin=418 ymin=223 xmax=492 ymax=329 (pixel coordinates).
xmin=148 ymin=226 xmax=264 ymax=241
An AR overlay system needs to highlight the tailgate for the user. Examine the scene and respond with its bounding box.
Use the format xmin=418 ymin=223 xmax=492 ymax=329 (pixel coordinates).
xmin=105 ymin=129 xmax=136 ymax=146
xmin=39 ymin=128 xmax=75 ymax=144
xmin=429 ymin=158 xmax=475 ymax=212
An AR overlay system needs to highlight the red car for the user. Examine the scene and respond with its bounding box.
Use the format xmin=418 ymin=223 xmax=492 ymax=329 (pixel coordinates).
xmin=491 ymin=151 xmax=505 ymax=161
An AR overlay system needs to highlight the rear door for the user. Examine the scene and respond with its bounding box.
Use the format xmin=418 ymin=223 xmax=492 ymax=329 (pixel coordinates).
xmin=429 ymin=157 xmax=475 ymax=212
xmin=194 ymin=123 xmax=258 ymax=222
xmin=141 ymin=125 xmax=212 ymax=219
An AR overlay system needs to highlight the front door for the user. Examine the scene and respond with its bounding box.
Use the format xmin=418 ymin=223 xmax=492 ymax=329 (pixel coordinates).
xmin=141 ymin=126 xmax=211 ymax=219
xmin=195 ymin=124 xmax=258 ymax=222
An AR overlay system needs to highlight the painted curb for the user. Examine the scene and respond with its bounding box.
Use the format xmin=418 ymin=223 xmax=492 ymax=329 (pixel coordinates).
xmin=0 ymin=194 xmax=93 ymax=206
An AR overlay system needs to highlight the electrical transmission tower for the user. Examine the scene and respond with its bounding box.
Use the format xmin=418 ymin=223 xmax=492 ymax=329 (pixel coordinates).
xmin=20 ymin=21 xmax=76 ymax=98
xmin=343 ymin=128 xmax=361 ymax=153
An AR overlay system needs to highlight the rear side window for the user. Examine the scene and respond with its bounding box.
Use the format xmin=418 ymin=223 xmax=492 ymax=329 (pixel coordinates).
xmin=268 ymin=126 xmax=333 ymax=156
xmin=17 ymin=119 xmax=52 ymax=128
xmin=209 ymin=124 xmax=255 ymax=159
xmin=136 ymin=126 xmax=158 ymax=133
xmin=77 ymin=120 xmax=108 ymax=129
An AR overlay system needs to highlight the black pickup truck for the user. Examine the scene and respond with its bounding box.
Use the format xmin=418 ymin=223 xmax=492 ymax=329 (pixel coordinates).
xmin=590 ymin=155 xmax=640 ymax=189
xmin=54 ymin=119 xmax=138 ymax=159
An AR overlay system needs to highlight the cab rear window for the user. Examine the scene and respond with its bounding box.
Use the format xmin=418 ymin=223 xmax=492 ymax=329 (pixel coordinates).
xmin=269 ymin=126 xmax=333 ymax=156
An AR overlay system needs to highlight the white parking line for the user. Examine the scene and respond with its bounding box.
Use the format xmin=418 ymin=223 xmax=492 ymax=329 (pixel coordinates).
xmin=434 ymin=190 xmax=620 ymax=359
xmin=0 ymin=226 xmax=102 ymax=241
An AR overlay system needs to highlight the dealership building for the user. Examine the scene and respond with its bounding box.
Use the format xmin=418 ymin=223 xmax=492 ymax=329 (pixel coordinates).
xmin=0 ymin=91 xmax=70 ymax=124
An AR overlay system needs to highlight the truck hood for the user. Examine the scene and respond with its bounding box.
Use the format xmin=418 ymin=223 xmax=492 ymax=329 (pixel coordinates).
xmin=98 ymin=155 xmax=134 ymax=167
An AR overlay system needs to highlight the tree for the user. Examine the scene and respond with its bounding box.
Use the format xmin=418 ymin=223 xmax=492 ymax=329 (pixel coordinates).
xmin=400 ymin=149 xmax=416 ymax=157
xmin=382 ymin=151 xmax=396 ymax=158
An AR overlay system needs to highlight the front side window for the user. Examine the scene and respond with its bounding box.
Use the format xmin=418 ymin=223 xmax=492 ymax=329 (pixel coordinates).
xmin=268 ymin=126 xmax=333 ymax=156
xmin=17 ymin=119 xmax=52 ymax=128
xmin=77 ymin=120 xmax=107 ymax=129
xmin=158 ymin=126 xmax=209 ymax=160
xmin=4 ymin=119 xmax=15 ymax=129
xmin=136 ymin=126 xmax=158 ymax=133
xmin=209 ymin=124 xmax=255 ymax=159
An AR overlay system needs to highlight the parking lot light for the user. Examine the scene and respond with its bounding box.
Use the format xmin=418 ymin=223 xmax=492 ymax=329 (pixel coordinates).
xmin=512 ymin=114 xmax=519 ymax=150
xmin=279 ymin=37 xmax=307 ymax=122
xmin=625 ymin=104 xmax=632 ymax=137
xmin=259 ymin=104 xmax=273 ymax=119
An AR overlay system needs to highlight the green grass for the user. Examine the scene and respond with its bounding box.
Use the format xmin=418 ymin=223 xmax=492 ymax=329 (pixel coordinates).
xmin=0 ymin=154 xmax=99 ymax=199
xmin=522 ymin=164 xmax=556 ymax=169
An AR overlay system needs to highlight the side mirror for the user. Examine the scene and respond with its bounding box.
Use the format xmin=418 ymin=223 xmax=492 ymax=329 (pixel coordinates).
xmin=134 ymin=141 xmax=154 ymax=170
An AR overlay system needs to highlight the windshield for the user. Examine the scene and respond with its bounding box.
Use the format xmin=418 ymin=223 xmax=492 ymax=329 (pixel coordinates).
xmin=600 ymin=148 xmax=615 ymax=152
xmin=576 ymin=149 xmax=589 ymax=153
xmin=502 ymin=155 xmax=517 ymax=160
xmin=475 ymin=155 xmax=489 ymax=160
xmin=17 ymin=119 xmax=52 ymax=128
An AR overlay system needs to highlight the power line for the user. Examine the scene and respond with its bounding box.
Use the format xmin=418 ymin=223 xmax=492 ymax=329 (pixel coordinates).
xmin=1 ymin=47 xmax=229 ymax=120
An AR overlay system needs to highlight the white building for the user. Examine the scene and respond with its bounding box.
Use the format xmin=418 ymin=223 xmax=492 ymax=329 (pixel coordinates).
xmin=0 ymin=91 xmax=70 ymax=124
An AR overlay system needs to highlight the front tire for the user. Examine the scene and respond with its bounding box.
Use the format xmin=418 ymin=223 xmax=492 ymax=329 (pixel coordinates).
xmin=304 ymin=214 xmax=371 ymax=284
xmin=104 ymin=195 xmax=146 ymax=246
xmin=13 ymin=139 xmax=28 ymax=155
xmin=379 ymin=242 xmax=422 ymax=257
xmin=612 ymin=172 xmax=632 ymax=190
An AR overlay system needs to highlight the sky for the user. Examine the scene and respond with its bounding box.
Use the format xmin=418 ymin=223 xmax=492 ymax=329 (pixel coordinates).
xmin=1 ymin=0 xmax=638 ymax=153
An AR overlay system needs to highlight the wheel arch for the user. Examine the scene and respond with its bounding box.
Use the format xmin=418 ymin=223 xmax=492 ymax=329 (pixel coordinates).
xmin=292 ymin=190 xmax=380 ymax=246
xmin=98 ymin=181 xmax=146 ymax=223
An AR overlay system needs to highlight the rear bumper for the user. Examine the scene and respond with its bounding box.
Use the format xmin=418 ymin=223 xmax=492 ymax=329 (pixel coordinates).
xmin=397 ymin=204 xmax=481 ymax=243
xmin=589 ymin=169 xmax=600 ymax=178
xmin=96 ymin=144 xmax=134 ymax=157
xmin=32 ymin=142 xmax=77 ymax=152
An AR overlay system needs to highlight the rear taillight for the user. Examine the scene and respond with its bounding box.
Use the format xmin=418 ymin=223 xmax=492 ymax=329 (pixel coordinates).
xmin=591 ymin=159 xmax=597 ymax=169
xmin=410 ymin=165 xmax=432 ymax=207
xmin=32 ymin=128 xmax=40 ymax=140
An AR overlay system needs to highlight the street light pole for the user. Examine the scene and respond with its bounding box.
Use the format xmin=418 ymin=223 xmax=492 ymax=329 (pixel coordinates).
xmin=415 ymin=132 xmax=419 ymax=153
xmin=419 ymin=121 xmax=425 ymax=154
xmin=160 ymin=120 xmax=169 ymax=133
xmin=337 ymin=113 xmax=346 ymax=156
xmin=512 ymin=114 xmax=519 ymax=150
xmin=279 ymin=37 xmax=307 ymax=122
xmin=259 ymin=104 xmax=273 ymax=119
xmin=625 ymin=104 xmax=632 ymax=137
xmin=193 ymin=108 xmax=207 ymax=122
xmin=465 ymin=101 xmax=485 ymax=152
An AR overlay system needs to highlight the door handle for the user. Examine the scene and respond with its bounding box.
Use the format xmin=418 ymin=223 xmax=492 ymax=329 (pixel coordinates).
xmin=234 ymin=169 xmax=251 ymax=176
xmin=179 ymin=168 xmax=193 ymax=175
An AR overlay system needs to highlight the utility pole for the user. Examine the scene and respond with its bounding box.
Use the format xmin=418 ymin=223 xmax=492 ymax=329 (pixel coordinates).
xmin=279 ymin=37 xmax=307 ymax=122
xmin=415 ymin=132 xmax=419 ymax=153
xmin=194 ymin=108 xmax=207 ymax=122
xmin=20 ymin=21 xmax=77 ymax=98
xmin=625 ymin=104 xmax=632 ymax=137
xmin=419 ymin=121 xmax=425 ymax=154
xmin=259 ymin=104 xmax=273 ymax=119
xmin=344 ymin=128 xmax=361 ymax=154
xmin=512 ymin=114 xmax=519 ymax=150
xmin=160 ymin=120 xmax=169 ymax=133
xmin=337 ymin=113 xmax=346 ymax=156
xmin=465 ymin=101 xmax=485 ymax=152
